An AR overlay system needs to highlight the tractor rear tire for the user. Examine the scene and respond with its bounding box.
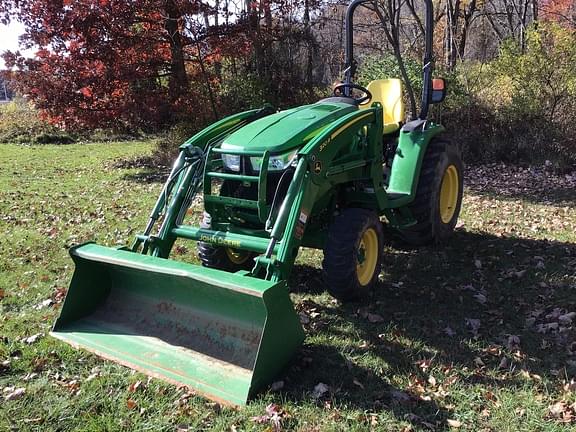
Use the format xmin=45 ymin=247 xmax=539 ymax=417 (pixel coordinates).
xmin=197 ymin=213 xmax=256 ymax=272
xmin=395 ymin=138 xmax=463 ymax=246
xmin=322 ymin=208 xmax=383 ymax=301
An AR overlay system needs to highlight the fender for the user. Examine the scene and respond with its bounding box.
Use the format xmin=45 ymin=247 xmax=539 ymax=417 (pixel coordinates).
xmin=386 ymin=121 xmax=445 ymax=208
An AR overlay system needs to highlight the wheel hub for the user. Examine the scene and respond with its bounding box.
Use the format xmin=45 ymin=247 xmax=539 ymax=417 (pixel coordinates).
xmin=225 ymin=248 xmax=251 ymax=265
xmin=439 ymin=164 xmax=459 ymax=224
xmin=356 ymin=228 xmax=378 ymax=286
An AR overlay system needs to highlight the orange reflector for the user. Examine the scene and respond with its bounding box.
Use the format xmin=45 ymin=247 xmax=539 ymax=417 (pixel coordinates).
xmin=432 ymin=78 xmax=445 ymax=91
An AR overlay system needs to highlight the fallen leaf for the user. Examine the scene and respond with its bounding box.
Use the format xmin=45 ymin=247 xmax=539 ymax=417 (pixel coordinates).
xmin=86 ymin=372 xmax=100 ymax=381
xmin=22 ymin=417 xmax=42 ymax=424
xmin=390 ymin=389 xmax=411 ymax=403
xmin=128 ymin=380 xmax=142 ymax=392
xmin=447 ymin=419 xmax=462 ymax=428
xmin=559 ymin=312 xmax=576 ymax=325
xmin=415 ymin=359 xmax=431 ymax=371
xmin=23 ymin=372 xmax=38 ymax=381
xmin=4 ymin=387 xmax=25 ymax=400
xmin=1 ymin=360 xmax=10 ymax=371
xmin=507 ymin=335 xmax=521 ymax=349
xmin=465 ymin=318 xmax=481 ymax=336
xmin=312 ymin=382 xmax=330 ymax=399
xmin=359 ymin=340 xmax=370 ymax=349
xmin=251 ymin=403 xmax=288 ymax=431
xmin=473 ymin=293 xmax=487 ymax=304
xmin=270 ymin=381 xmax=284 ymax=391
xmin=367 ymin=313 xmax=384 ymax=323
xmin=563 ymin=379 xmax=576 ymax=392
xmin=126 ymin=399 xmax=137 ymax=410
xmin=549 ymin=401 xmax=567 ymax=417
xmin=23 ymin=333 xmax=42 ymax=344
xmin=484 ymin=390 xmax=498 ymax=403
xmin=35 ymin=299 xmax=53 ymax=309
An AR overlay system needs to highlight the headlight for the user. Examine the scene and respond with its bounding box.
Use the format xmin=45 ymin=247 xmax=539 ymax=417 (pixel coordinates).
xmin=221 ymin=154 xmax=241 ymax=172
xmin=250 ymin=150 xmax=297 ymax=172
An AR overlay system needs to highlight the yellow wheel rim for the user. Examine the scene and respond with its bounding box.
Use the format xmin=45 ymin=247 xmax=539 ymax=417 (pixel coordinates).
xmin=356 ymin=227 xmax=379 ymax=286
xmin=439 ymin=164 xmax=459 ymax=224
xmin=225 ymin=248 xmax=251 ymax=265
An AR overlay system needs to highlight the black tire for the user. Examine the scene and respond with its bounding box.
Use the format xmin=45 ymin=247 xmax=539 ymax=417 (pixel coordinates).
xmin=395 ymin=138 xmax=463 ymax=246
xmin=322 ymin=208 xmax=384 ymax=301
xmin=197 ymin=212 xmax=256 ymax=272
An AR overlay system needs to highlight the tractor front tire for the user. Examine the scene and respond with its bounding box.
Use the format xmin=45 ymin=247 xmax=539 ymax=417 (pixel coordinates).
xmin=395 ymin=138 xmax=463 ymax=246
xmin=197 ymin=213 xmax=256 ymax=272
xmin=322 ymin=208 xmax=383 ymax=301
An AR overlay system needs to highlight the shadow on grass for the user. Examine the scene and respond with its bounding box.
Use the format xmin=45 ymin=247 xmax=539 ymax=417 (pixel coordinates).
xmin=281 ymin=228 xmax=576 ymax=429
xmin=466 ymin=164 xmax=576 ymax=206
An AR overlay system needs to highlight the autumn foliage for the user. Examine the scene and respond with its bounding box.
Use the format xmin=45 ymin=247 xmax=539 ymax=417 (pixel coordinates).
xmin=1 ymin=0 xmax=327 ymax=132
xmin=541 ymin=0 xmax=575 ymax=26
xmin=1 ymin=0 xmax=245 ymax=130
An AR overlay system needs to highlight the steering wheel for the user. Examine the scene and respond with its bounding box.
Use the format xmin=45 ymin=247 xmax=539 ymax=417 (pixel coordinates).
xmin=333 ymin=82 xmax=372 ymax=105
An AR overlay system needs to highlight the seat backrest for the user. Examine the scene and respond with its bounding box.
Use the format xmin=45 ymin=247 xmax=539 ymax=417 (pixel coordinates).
xmin=360 ymin=79 xmax=404 ymax=133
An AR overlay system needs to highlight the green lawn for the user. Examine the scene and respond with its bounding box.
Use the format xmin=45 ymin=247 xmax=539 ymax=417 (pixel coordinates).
xmin=1 ymin=142 xmax=576 ymax=431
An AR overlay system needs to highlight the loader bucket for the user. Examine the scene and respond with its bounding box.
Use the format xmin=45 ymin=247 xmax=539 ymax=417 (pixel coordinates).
xmin=51 ymin=243 xmax=304 ymax=406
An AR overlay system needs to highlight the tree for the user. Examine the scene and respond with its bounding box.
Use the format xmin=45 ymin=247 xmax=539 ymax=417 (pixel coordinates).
xmin=1 ymin=0 xmax=329 ymax=130
xmin=443 ymin=0 xmax=480 ymax=69
xmin=541 ymin=0 xmax=575 ymax=27
xmin=0 ymin=0 xmax=221 ymax=130
xmin=483 ymin=0 xmax=538 ymax=51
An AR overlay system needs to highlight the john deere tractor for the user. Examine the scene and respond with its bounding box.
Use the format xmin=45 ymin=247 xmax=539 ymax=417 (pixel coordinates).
xmin=52 ymin=0 xmax=463 ymax=406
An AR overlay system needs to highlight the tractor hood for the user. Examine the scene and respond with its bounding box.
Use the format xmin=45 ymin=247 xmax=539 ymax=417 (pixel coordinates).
xmin=221 ymin=102 xmax=357 ymax=154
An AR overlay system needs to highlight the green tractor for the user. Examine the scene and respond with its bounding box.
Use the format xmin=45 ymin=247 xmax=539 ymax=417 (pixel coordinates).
xmin=52 ymin=0 xmax=463 ymax=406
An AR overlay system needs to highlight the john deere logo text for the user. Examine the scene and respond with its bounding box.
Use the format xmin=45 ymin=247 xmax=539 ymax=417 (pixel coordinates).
xmin=199 ymin=235 xmax=241 ymax=248
xmin=319 ymin=137 xmax=331 ymax=152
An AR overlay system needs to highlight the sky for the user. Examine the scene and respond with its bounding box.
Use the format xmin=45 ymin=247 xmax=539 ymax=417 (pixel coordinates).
xmin=0 ymin=21 xmax=26 ymax=69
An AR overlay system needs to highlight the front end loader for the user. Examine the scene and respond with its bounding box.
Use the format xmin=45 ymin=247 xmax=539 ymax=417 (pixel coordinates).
xmin=52 ymin=0 xmax=463 ymax=406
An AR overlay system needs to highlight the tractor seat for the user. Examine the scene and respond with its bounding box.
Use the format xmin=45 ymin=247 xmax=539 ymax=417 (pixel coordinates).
xmin=360 ymin=79 xmax=404 ymax=134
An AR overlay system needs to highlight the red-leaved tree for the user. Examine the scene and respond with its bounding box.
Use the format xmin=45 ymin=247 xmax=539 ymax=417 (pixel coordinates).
xmin=541 ymin=0 xmax=576 ymax=27
xmin=1 ymin=0 xmax=330 ymax=132
xmin=0 ymin=0 xmax=224 ymax=131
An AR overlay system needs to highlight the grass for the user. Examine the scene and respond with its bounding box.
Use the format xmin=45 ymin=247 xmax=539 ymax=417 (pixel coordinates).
xmin=1 ymin=141 xmax=576 ymax=431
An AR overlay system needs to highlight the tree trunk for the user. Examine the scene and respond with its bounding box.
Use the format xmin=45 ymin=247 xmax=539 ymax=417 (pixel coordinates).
xmin=164 ymin=0 xmax=189 ymax=102
xmin=445 ymin=0 xmax=461 ymax=70
xmin=195 ymin=40 xmax=219 ymax=121
xmin=458 ymin=0 xmax=477 ymax=60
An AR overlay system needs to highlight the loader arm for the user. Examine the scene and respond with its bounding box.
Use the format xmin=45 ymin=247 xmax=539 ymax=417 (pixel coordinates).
xmin=131 ymin=105 xmax=274 ymax=257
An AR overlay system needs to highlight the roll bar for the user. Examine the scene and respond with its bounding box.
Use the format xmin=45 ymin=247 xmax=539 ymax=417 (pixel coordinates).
xmin=343 ymin=0 xmax=434 ymax=120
